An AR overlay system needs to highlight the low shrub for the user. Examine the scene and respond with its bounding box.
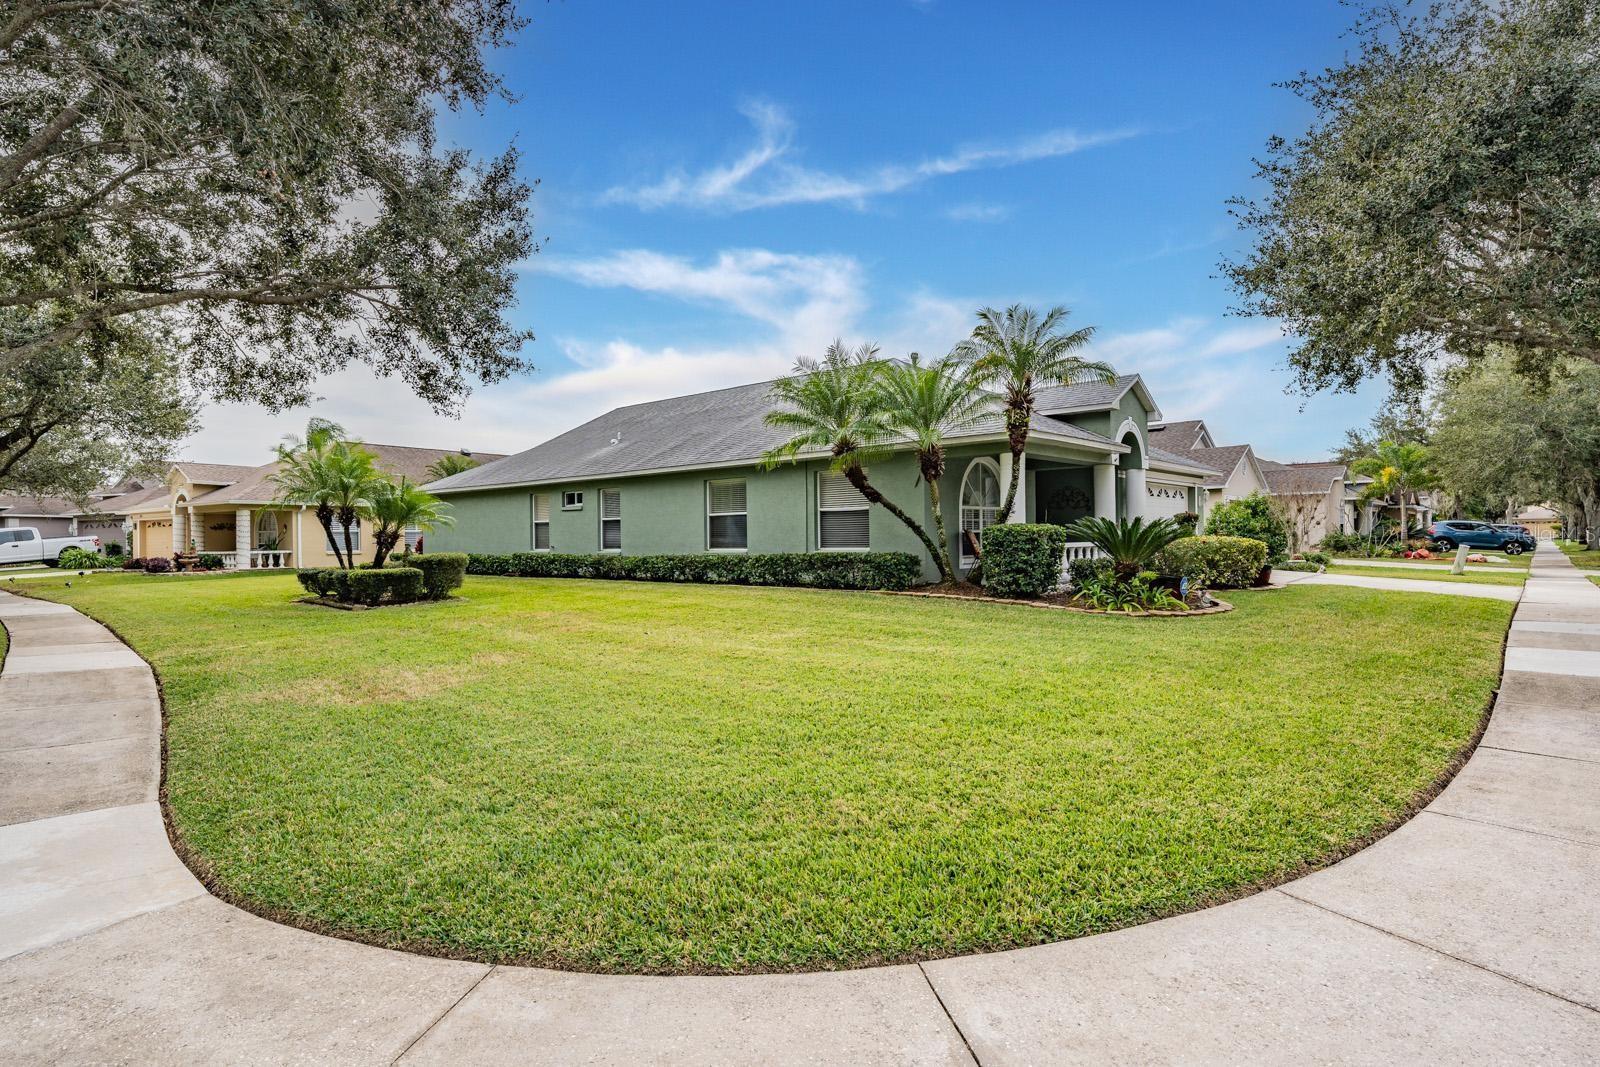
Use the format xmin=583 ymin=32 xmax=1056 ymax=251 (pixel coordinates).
xmin=1204 ymin=493 xmax=1288 ymax=563
xmin=1153 ymin=535 xmax=1268 ymax=589
xmin=1066 ymin=556 xmax=1112 ymax=590
xmin=982 ymin=524 xmax=1070 ymax=598
xmin=196 ymin=553 xmax=224 ymax=570
xmin=103 ymin=542 xmax=124 ymax=556
xmin=1318 ymin=531 xmax=1364 ymax=553
xmin=466 ymin=551 xmax=922 ymax=591
xmin=1279 ymin=560 xmax=1323 ymax=573
xmin=296 ymin=568 xmax=351 ymax=600
xmin=1173 ymin=511 xmax=1200 ymax=536
xmin=1302 ymin=551 xmax=1330 ymax=566
xmin=122 ymin=556 xmax=145 ymax=570
xmin=400 ymin=552 xmax=467 ymax=600
xmin=347 ymin=566 xmax=424 ymax=606
xmin=1074 ymin=568 xmax=1187 ymax=612
xmin=142 ymin=557 xmax=173 ymax=574
xmin=57 ymin=547 xmax=123 ymax=570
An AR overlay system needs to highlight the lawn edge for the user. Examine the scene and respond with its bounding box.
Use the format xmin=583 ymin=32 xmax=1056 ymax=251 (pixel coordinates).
xmin=0 ymin=579 xmax=1512 ymax=977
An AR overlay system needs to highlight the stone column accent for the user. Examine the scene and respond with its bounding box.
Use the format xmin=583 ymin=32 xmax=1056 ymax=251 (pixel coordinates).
xmin=235 ymin=508 xmax=252 ymax=568
xmin=186 ymin=507 xmax=197 ymax=553
xmin=1092 ymin=463 xmax=1117 ymax=520
xmin=1124 ymin=466 xmax=1147 ymax=522
xmin=1007 ymin=452 xmax=1027 ymax=523
xmin=170 ymin=508 xmax=184 ymax=556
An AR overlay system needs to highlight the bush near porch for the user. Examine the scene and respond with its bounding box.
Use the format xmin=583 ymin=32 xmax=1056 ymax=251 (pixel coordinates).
xmin=18 ymin=571 xmax=1511 ymax=974
xmin=981 ymin=523 xmax=1070 ymax=598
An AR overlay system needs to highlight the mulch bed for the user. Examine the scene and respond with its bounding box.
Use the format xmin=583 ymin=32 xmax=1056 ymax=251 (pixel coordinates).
xmin=888 ymin=582 xmax=1232 ymax=617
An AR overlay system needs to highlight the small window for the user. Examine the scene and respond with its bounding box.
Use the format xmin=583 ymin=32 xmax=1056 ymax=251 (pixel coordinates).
xmin=532 ymin=493 xmax=551 ymax=550
xmin=818 ymin=471 xmax=869 ymax=550
xmin=708 ymin=479 xmax=748 ymax=550
xmin=562 ymin=490 xmax=584 ymax=510
xmin=403 ymin=524 xmax=423 ymax=552
xmin=327 ymin=517 xmax=360 ymax=552
xmin=600 ymin=489 xmax=621 ymax=550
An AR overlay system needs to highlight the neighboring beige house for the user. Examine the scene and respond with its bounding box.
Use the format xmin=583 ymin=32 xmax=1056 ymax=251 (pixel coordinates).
xmin=114 ymin=444 xmax=502 ymax=567
xmin=0 ymin=477 xmax=161 ymax=547
xmin=1514 ymin=503 xmax=1561 ymax=539
xmin=1147 ymin=421 xmax=1272 ymax=522
xmin=1258 ymin=462 xmax=1347 ymax=552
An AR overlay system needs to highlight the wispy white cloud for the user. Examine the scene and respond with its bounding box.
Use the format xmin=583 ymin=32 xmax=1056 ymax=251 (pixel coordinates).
xmin=943 ymin=201 xmax=1012 ymax=223
xmin=601 ymin=100 xmax=1136 ymax=212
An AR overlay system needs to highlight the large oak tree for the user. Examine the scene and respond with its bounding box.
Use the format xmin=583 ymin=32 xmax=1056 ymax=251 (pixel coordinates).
xmin=1 ymin=0 xmax=536 ymax=494
xmin=1228 ymin=0 xmax=1600 ymax=395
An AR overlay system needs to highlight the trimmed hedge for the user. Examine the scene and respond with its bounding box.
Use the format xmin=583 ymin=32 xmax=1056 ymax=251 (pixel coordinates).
xmin=1152 ymin=535 xmax=1268 ymax=590
xmin=1204 ymin=492 xmax=1288 ymax=563
xmin=981 ymin=523 xmax=1070 ymax=598
xmin=393 ymin=552 xmax=467 ymax=600
xmin=298 ymin=566 xmax=426 ymax=605
xmin=466 ymin=551 xmax=922 ymax=591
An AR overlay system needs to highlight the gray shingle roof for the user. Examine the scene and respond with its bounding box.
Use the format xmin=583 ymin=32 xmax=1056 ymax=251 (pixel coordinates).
xmin=1147 ymin=420 xmax=1211 ymax=450
xmin=1031 ymin=374 xmax=1145 ymax=415
xmin=426 ymin=379 xmax=1123 ymax=493
xmin=1158 ymin=444 xmax=1250 ymax=487
xmin=1262 ymin=462 xmax=1345 ymax=496
xmin=186 ymin=444 xmax=507 ymax=506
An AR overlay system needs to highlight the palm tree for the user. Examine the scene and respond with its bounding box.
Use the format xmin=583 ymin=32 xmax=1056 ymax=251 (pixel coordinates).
xmin=875 ymin=355 xmax=993 ymax=583
xmin=1064 ymin=516 xmax=1184 ymax=583
xmin=271 ymin=419 xmax=349 ymax=567
xmin=952 ymin=304 xmax=1113 ymax=522
xmin=762 ymin=340 xmax=946 ymax=571
xmin=426 ymin=453 xmax=481 ymax=481
xmin=323 ymin=442 xmax=385 ymax=567
xmin=367 ymin=478 xmax=454 ymax=567
xmin=1352 ymin=440 xmax=1440 ymax=540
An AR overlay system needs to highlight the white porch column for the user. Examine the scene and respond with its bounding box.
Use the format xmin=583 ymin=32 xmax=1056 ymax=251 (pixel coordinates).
xmin=1124 ymin=465 xmax=1147 ymax=522
xmin=170 ymin=506 xmax=184 ymax=556
xmin=186 ymin=506 xmax=197 ymax=554
xmin=1092 ymin=463 xmax=1117 ymax=520
xmin=235 ymin=508 xmax=252 ymax=568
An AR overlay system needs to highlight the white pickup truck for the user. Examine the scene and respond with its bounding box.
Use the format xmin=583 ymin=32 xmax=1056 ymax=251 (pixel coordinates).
xmin=0 ymin=526 xmax=102 ymax=566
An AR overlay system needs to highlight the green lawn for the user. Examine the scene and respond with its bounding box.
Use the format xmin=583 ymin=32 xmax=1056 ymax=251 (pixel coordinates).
xmin=11 ymin=572 xmax=1511 ymax=974
xmin=1557 ymin=540 xmax=1600 ymax=570
xmin=1331 ymin=553 xmax=1529 ymax=570
xmin=1326 ymin=563 xmax=1527 ymax=586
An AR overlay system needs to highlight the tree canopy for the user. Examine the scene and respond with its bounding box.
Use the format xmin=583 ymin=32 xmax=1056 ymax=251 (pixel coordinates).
xmin=1228 ymin=0 xmax=1600 ymax=395
xmin=1 ymin=0 xmax=537 ymax=493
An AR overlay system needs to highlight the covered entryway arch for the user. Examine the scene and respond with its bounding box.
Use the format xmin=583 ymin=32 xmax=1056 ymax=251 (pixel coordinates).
xmin=1114 ymin=419 xmax=1147 ymax=521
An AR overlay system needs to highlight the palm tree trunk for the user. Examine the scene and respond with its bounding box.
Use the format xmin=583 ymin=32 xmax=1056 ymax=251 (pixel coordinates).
xmin=339 ymin=506 xmax=357 ymax=568
xmin=316 ymin=504 xmax=345 ymax=569
xmin=842 ymin=465 xmax=945 ymax=582
xmin=922 ymin=456 xmax=954 ymax=583
xmin=1399 ymin=498 xmax=1408 ymax=543
xmin=997 ymin=417 xmax=1028 ymax=523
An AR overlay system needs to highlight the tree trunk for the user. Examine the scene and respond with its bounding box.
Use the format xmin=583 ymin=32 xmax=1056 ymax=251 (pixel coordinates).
xmin=339 ymin=505 xmax=358 ymax=568
xmin=842 ymin=464 xmax=946 ymax=582
xmin=921 ymin=454 xmax=954 ymax=583
xmin=372 ymin=528 xmax=399 ymax=569
xmin=1584 ymin=487 xmax=1600 ymax=551
xmin=315 ymin=503 xmax=345 ymax=569
xmin=997 ymin=415 xmax=1028 ymax=523
xmin=1399 ymin=498 xmax=1408 ymax=543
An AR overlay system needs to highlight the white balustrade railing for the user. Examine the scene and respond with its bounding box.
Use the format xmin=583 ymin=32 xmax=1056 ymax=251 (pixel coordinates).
xmin=1059 ymin=541 xmax=1107 ymax=590
xmin=215 ymin=550 xmax=294 ymax=570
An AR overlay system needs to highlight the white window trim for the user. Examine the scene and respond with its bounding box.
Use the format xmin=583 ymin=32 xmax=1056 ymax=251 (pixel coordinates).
xmin=561 ymin=490 xmax=584 ymax=511
xmin=326 ymin=516 xmax=361 ymax=553
xmin=531 ymin=493 xmax=552 ymax=552
xmin=706 ymin=478 xmax=749 ymax=553
xmin=958 ymin=457 xmax=1003 ymax=568
xmin=599 ymin=488 xmax=622 ymax=552
xmin=816 ymin=469 xmax=870 ymax=552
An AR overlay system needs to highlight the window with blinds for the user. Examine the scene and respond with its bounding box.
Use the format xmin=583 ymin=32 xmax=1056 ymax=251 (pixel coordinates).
xmin=326 ymin=516 xmax=360 ymax=552
xmin=817 ymin=470 xmax=869 ymax=550
xmin=707 ymin=478 xmax=748 ymax=550
xmin=532 ymin=493 xmax=551 ymax=550
xmin=600 ymin=489 xmax=622 ymax=550
xmin=403 ymin=524 xmax=423 ymax=551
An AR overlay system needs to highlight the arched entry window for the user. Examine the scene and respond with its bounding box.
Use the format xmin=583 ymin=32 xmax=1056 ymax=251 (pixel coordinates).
xmin=959 ymin=458 xmax=1003 ymax=568
xmin=255 ymin=510 xmax=280 ymax=550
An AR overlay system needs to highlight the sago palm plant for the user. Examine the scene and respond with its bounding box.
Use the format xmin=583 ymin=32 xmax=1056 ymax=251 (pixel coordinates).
xmin=1064 ymin=515 xmax=1184 ymax=583
xmin=875 ymin=355 xmax=993 ymax=582
xmin=952 ymin=304 xmax=1113 ymax=522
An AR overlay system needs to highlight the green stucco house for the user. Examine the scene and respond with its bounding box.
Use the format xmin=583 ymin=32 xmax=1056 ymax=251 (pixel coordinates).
xmin=423 ymin=373 xmax=1220 ymax=582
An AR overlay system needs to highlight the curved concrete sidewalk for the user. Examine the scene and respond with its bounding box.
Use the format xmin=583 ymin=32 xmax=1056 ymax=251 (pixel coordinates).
xmin=1270 ymin=567 xmax=1525 ymax=600
xmin=1 ymin=545 xmax=1597 ymax=1064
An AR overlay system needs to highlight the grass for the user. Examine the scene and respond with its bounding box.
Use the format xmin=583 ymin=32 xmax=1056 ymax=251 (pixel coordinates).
xmin=1330 ymin=553 xmax=1529 ymax=569
xmin=1325 ymin=563 xmax=1527 ymax=586
xmin=13 ymin=571 xmax=1511 ymax=974
xmin=1556 ymin=540 xmax=1600 ymax=570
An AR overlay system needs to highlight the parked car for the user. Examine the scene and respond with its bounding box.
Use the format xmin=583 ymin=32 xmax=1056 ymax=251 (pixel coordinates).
xmin=1427 ymin=520 xmax=1536 ymax=555
xmin=0 ymin=526 xmax=101 ymax=566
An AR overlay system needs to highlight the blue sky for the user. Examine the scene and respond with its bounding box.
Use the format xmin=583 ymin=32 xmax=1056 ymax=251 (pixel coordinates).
xmin=192 ymin=0 xmax=1390 ymax=464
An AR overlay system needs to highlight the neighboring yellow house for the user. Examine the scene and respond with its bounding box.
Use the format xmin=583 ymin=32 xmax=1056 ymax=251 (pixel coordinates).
xmin=111 ymin=445 xmax=502 ymax=568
